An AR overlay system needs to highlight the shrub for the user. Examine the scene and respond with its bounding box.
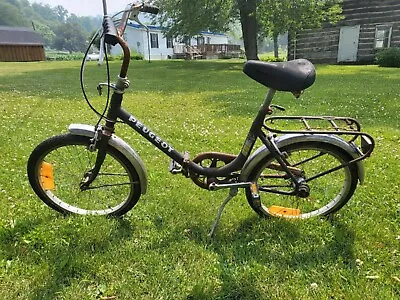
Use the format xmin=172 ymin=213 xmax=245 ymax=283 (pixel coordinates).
xmin=130 ymin=51 xmax=144 ymax=60
xmin=106 ymin=55 xmax=115 ymax=61
xmin=117 ymin=50 xmax=144 ymax=61
xmin=259 ymin=55 xmax=285 ymax=62
xmin=46 ymin=51 xmax=84 ymax=61
xmin=375 ymin=47 xmax=400 ymax=67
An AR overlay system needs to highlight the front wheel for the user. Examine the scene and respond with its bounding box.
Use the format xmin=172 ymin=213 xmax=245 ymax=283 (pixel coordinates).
xmin=27 ymin=134 xmax=141 ymax=216
xmin=245 ymin=141 xmax=359 ymax=219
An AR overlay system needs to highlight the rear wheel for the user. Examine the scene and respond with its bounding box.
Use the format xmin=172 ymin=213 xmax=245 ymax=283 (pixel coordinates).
xmin=245 ymin=142 xmax=358 ymax=218
xmin=27 ymin=134 xmax=141 ymax=216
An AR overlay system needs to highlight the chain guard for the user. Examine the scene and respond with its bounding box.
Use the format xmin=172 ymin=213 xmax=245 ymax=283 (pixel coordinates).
xmin=189 ymin=152 xmax=237 ymax=189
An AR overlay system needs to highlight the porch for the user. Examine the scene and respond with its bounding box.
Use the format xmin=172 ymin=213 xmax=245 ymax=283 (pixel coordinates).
xmin=173 ymin=44 xmax=242 ymax=60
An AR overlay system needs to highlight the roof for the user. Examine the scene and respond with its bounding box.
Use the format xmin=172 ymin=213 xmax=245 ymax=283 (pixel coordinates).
xmin=0 ymin=26 xmax=44 ymax=46
xmin=127 ymin=22 xmax=227 ymax=37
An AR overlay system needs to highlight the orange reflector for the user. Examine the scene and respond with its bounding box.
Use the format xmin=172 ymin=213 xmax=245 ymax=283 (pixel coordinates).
xmin=269 ymin=205 xmax=300 ymax=217
xmin=40 ymin=162 xmax=55 ymax=191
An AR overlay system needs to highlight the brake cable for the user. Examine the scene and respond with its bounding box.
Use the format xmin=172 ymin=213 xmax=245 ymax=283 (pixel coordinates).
xmin=80 ymin=12 xmax=125 ymax=127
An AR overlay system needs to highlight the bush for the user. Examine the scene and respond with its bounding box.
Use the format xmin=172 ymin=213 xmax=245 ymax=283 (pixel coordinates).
xmin=106 ymin=55 xmax=115 ymax=61
xmin=375 ymin=47 xmax=400 ymax=67
xmin=117 ymin=50 xmax=144 ymax=61
xmin=130 ymin=51 xmax=144 ymax=60
xmin=259 ymin=55 xmax=285 ymax=62
xmin=46 ymin=51 xmax=84 ymax=61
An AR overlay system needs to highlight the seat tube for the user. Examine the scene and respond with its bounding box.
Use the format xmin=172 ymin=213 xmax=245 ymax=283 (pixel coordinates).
xmin=239 ymin=89 xmax=276 ymax=158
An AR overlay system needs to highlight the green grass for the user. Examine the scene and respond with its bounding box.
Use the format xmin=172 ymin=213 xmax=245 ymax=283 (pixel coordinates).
xmin=0 ymin=60 xmax=399 ymax=299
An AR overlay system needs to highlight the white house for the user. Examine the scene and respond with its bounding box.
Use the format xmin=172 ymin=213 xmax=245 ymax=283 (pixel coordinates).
xmin=110 ymin=22 xmax=230 ymax=60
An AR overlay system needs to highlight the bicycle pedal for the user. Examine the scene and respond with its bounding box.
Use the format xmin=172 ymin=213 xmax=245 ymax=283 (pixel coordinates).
xmin=169 ymin=159 xmax=182 ymax=174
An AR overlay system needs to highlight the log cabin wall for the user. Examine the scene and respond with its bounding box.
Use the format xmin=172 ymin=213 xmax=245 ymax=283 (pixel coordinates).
xmin=288 ymin=0 xmax=400 ymax=63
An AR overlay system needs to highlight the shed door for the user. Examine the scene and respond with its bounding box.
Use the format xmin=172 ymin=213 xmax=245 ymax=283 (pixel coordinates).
xmin=338 ymin=25 xmax=360 ymax=62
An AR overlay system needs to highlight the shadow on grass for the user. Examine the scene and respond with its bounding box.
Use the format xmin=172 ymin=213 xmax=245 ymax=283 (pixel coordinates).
xmin=0 ymin=214 xmax=134 ymax=299
xmin=181 ymin=215 xmax=356 ymax=299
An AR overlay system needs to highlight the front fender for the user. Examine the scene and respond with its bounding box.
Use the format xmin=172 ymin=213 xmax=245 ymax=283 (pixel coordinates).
xmin=68 ymin=124 xmax=148 ymax=194
xmin=240 ymin=134 xmax=365 ymax=184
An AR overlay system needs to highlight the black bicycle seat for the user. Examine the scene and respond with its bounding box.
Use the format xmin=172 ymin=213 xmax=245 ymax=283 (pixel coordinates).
xmin=243 ymin=59 xmax=316 ymax=92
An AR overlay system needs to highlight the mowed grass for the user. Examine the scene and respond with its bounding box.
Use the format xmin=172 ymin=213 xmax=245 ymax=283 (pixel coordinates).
xmin=0 ymin=59 xmax=399 ymax=299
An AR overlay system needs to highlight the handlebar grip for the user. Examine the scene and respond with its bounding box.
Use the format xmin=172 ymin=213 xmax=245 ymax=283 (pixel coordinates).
xmin=140 ymin=4 xmax=160 ymax=15
xmin=103 ymin=15 xmax=119 ymax=46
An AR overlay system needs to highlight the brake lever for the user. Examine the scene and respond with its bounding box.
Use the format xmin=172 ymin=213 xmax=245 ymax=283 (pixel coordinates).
xmin=130 ymin=6 xmax=150 ymax=31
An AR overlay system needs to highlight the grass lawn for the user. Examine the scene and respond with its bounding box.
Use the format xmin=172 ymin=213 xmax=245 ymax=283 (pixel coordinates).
xmin=0 ymin=59 xmax=399 ymax=299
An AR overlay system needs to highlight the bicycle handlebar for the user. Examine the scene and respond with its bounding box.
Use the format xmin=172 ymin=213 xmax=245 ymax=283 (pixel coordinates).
xmin=103 ymin=15 xmax=119 ymax=46
xmin=101 ymin=2 xmax=160 ymax=78
xmin=103 ymin=2 xmax=159 ymax=46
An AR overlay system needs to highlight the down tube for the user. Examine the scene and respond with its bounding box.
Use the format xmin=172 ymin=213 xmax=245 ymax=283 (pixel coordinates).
xmin=118 ymin=107 xmax=186 ymax=164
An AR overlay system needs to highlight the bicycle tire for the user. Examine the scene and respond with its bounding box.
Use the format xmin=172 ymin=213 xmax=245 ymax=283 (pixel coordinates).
xmin=27 ymin=134 xmax=141 ymax=216
xmin=245 ymin=141 xmax=359 ymax=219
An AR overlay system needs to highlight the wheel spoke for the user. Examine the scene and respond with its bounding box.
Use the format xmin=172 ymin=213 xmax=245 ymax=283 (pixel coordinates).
xmin=28 ymin=134 xmax=141 ymax=216
xmin=246 ymin=142 xmax=357 ymax=219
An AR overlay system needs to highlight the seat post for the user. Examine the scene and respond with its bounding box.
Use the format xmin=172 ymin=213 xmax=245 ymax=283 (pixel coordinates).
xmin=262 ymin=89 xmax=276 ymax=109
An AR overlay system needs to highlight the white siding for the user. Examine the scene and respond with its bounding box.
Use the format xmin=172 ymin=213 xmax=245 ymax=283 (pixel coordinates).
xmin=190 ymin=34 xmax=229 ymax=46
xmin=110 ymin=24 xmax=229 ymax=60
xmin=111 ymin=24 xmax=174 ymax=60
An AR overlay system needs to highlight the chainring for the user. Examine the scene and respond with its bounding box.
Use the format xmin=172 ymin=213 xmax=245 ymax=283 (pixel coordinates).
xmin=189 ymin=152 xmax=238 ymax=189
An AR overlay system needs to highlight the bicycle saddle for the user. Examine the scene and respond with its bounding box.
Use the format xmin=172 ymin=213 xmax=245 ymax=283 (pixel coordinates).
xmin=243 ymin=59 xmax=316 ymax=92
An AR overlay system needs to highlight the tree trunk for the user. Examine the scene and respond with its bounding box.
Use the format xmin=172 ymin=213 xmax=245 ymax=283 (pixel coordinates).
xmin=238 ymin=0 xmax=259 ymax=60
xmin=273 ymin=33 xmax=279 ymax=58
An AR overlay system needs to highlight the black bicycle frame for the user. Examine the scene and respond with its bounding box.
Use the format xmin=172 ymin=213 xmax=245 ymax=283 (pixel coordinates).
xmin=88 ymin=20 xmax=301 ymax=189
xmin=102 ymin=88 xmax=293 ymax=180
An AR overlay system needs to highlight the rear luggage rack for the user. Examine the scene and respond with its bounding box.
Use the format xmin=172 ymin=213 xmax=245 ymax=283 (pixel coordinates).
xmin=264 ymin=116 xmax=375 ymax=161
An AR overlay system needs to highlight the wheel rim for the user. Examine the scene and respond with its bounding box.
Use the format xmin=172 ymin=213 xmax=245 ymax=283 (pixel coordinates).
xmin=254 ymin=145 xmax=353 ymax=218
xmin=36 ymin=143 xmax=136 ymax=215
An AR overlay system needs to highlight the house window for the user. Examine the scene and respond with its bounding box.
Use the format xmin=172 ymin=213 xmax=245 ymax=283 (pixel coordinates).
xmin=150 ymin=33 xmax=159 ymax=48
xmin=183 ymin=37 xmax=191 ymax=46
xmin=207 ymin=37 xmax=211 ymax=44
xmin=166 ymin=37 xmax=173 ymax=49
xmin=375 ymin=25 xmax=392 ymax=49
xmin=197 ymin=36 xmax=205 ymax=46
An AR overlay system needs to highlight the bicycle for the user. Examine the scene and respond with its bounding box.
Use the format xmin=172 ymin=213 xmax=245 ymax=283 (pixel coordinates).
xmin=27 ymin=0 xmax=375 ymax=237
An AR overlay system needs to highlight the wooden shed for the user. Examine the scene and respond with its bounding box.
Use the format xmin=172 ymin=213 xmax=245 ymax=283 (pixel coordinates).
xmin=288 ymin=0 xmax=400 ymax=64
xmin=0 ymin=26 xmax=45 ymax=62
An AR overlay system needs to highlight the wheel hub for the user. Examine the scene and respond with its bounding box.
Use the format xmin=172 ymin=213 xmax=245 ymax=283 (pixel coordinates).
xmin=297 ymin=183 xmax=310 ymax=198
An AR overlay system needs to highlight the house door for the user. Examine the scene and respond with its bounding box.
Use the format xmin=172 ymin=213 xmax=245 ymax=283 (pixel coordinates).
xmin=337 ymin=25 xmax=360 ymax=62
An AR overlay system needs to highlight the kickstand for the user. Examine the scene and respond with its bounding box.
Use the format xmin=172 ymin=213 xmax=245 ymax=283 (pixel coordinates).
xmin=208 ymin=188 xmax=238 ymax=238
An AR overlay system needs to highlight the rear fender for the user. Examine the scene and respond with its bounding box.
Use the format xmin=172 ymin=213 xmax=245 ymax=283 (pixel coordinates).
xmin=240 ymin=134 xmax=365 ymax=184
xmin=68 ymin=124 xmax=148 ymax=194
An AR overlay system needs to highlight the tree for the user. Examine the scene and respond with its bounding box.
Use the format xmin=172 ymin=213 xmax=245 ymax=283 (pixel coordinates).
xmin=54 ymin=5 xmax=69 ymax=22
xmin=155 ymin=0 xmax=343 ymax=60
xmin=52 ymin=21 xmax=87 ymax=52
xmin=236 ymin=0 xmax=259 ymax=60
xmin=31 ymin=3 xmax=59 ymax=23
xmin=258 ymin=0 xmax=343 ymax=58
xmin=155 ymin=0 xmax=260 ymax=60
xmin=155 ymin=0 xmax=232 ymax=37
xmin=33 ymin=22 xmax=56 ymax=47
xmin=0 ymin=2 xmax=28 ymax=26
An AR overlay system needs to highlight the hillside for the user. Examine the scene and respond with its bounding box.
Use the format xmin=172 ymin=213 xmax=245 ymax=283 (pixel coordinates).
xmin=0 ymin=0 xmax=101 ymax=51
